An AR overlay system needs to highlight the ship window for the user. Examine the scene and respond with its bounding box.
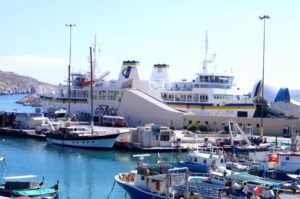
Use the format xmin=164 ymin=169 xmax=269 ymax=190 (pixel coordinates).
xmin=83 ymin=90 xmax=89 ymax=98
xmin=71 ymin=90 xmax=76 ymax=98
xmin=187 ymin=94 xmax=192 ymax=102
xmin=221 ymin=159 xmax=224 ymax=163
xmin=108 ymin=91 xmax=115 ymax=100
xmin=93 ymin=91 xmax=97 ymax=99
xmin=203 ymin=159 xmax=207 ymax=163
xmin=194 ymin=158 xmax=197 ymax=162
xmin=92 ymin=141 xmax=95 ymax=143
xmin=141 ymin=176 xmax=145 ymax=180
xmin=286 ymin=157 xmax=290 ymax=161
xmin=204 ymin=76 xmax=208 ymax=82
xmin=256 ymin=124 xmax=260 ymax=128
xmin=99 ymin=91 xmax=106 ymax=100
xmin=194 ymin=94 xmax=199 ymax=102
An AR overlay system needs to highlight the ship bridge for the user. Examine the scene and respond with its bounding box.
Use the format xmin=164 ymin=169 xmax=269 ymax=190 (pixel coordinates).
xmin=194 ymin=74 xmax=235 ymax=89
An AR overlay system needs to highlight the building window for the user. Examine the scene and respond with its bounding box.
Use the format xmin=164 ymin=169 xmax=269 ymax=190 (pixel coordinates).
xmin=286 ymin=157 xmax=290 ymax=161
xmin=194 ymin=158 xmax=197 ymax=162
xmin=160 ymin=135 xmax=170 ymax=141
xmin=256 ymin=124 xmax=260 ymax=128
xmin=203 ymin=159 xmax=207 ymax=164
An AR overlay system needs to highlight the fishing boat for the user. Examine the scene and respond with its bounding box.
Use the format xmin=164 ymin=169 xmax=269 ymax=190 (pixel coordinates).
xmin=115 ymin=154 xmax=230 ymax=199
xmin=160 ymin=148 xmax=226 ymax=176
xmin=115 ymin=154 xmax=189 ymax=199
xmin=0 ymin=156 xmax=59 ymax=199
xmin=0 ymin=175 xmax=59 ymax=199
xmin=226 ymin=172 xmax=300 ymax=197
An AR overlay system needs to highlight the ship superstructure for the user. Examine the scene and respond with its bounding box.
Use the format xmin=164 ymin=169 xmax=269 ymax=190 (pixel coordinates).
xmin=40 ymin=34 xmax=256 ymax=122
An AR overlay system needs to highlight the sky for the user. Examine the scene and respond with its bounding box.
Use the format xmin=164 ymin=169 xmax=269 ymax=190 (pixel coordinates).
xmin=1 ymin=0 xmax=300 ymax=93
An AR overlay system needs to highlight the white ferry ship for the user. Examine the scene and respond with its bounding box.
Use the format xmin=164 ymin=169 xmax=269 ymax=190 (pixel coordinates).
xmin=40 ymin=36 xmax=256 ymax=123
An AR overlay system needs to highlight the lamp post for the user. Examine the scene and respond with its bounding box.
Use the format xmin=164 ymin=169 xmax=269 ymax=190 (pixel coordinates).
xmin=259 ymin=15 xmax=270 ymax=138
xmin=65 ymin=24 xmax=76 ymax=120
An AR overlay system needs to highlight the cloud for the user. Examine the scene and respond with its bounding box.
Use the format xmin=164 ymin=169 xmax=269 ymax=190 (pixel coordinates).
xmin=0 ymin=55 xmax=67 ymax=85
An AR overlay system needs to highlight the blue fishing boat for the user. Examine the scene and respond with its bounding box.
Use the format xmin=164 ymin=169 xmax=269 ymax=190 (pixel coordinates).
xmin=160 ymin=148 xmax=226 ymax=176
xmin=115 ymin=154 xmax=190 ymax=199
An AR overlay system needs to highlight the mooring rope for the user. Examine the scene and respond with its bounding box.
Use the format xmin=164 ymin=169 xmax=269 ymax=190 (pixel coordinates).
xmin=106 ymin=180 xmax=116 ymax=199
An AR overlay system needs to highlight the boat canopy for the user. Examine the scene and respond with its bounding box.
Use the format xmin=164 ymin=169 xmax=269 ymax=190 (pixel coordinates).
xmin=189 ymin=181 xmax=228 ymax=189
xmin=226 ymin=173 xmax=285 ymax=186
xmin=4 ymin=175 xmax=37 ymax=180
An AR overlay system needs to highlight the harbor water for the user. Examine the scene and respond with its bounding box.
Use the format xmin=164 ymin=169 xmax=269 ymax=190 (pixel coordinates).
xmin=0 ymin=94 xmax=181 ymax=199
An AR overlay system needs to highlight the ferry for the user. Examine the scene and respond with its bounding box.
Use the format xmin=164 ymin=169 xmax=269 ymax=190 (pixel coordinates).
xmin=39 ymin=34 xmax=256 ymax=124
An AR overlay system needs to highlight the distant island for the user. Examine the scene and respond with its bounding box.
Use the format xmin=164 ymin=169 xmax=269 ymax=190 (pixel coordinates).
xmin=0 ymin=70 xmax=57 ymax=107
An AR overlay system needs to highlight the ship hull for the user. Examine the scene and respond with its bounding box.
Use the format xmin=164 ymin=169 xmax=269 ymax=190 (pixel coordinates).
xmin=46 ymin=133 xmax=119 ymax=149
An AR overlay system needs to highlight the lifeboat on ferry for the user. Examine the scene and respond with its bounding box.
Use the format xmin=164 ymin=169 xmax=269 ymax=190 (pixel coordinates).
xmin=76 ymin=80 xmax=95 ymax=86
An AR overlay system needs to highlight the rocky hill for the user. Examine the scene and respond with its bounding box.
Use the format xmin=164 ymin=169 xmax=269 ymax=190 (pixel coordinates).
xmin=0 ymin=70 xmax=57 ymax=95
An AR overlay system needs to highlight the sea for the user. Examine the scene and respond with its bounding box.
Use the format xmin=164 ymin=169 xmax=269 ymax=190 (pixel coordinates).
xmin=0 ymin=94 xmax=181 ymax=199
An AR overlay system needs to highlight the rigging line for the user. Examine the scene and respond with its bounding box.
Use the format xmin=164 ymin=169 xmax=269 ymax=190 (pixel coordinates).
xmin=106 ymin=180 xmax=116 ymax=199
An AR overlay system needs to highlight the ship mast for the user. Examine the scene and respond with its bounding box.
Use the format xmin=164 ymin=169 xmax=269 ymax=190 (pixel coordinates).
xmin=202 ymin=30 xmax=209 ymax=74
xmin=90 ymin=47 xmax=94 ymax=135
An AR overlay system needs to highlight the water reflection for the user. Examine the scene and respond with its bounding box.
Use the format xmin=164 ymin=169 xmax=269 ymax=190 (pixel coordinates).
xmin=0 ymin=134 xmax=187 ymax=199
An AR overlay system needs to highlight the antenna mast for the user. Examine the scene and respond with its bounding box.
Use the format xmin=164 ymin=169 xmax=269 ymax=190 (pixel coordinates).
xmin=202 ymin=30 xmax=209 ymax=74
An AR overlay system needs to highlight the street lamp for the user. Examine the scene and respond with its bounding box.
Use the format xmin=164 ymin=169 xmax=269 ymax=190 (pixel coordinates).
xmin=259 ymin=15 xmax=270 ymax=138
xmin=65 ymin=24 xmax=76 ymax=120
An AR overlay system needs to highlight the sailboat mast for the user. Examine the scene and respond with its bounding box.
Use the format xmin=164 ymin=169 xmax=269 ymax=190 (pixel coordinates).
xmin=65 ymin=24 xmax=76 ymax=120
xmin=90 ymin=47 xmax=94 ymax=134
xmin=93 ymin=35 xmax=97 ymax=80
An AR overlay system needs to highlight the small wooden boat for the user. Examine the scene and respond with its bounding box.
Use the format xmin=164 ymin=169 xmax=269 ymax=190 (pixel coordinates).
xmin=0 ymin=175 xmax=59 ymax=199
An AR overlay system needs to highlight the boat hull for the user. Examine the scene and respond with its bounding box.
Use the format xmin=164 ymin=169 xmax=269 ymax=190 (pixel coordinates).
xmin=0 ymin=189 xmax=58 ymax=199
xmin=46 ymin=134 xmax=119 ymax=149
xmin=162 ymin=161 xmax=210 ymax=174
xmin=115 ymin=176 xmax=167 ymax=199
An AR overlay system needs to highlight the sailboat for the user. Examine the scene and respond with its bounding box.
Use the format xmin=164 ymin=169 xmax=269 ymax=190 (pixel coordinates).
xmin=46 ymin=47 xmax=122 ymax=149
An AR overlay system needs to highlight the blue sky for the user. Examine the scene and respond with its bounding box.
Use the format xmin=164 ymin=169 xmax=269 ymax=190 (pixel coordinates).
xmin=1 ymin=0 xmax=299 ymax=92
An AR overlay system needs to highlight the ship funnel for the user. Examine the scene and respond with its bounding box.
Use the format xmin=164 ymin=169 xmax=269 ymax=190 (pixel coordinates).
xmin=150 ymin=64 xmax=170 ymax=88
xmin=118 ymin=60 xmax=140 ymax=83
